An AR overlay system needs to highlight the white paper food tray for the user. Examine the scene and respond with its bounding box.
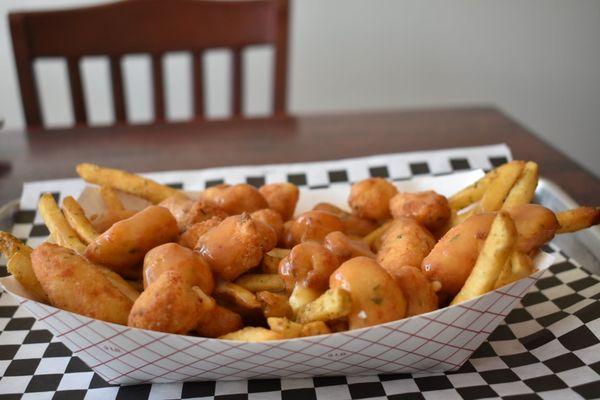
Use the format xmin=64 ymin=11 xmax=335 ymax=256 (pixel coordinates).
xmin=0 ymin=168 xmax=554 ymax=384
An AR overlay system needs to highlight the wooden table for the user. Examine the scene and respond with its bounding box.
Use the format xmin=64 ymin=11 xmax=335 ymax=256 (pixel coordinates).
xmin=0 ymin=107 xmax=598 ymax=205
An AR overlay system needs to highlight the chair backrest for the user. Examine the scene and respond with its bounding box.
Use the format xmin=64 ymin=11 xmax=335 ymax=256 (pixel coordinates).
xmin=9 ymin=0 xmax=289 ymax=130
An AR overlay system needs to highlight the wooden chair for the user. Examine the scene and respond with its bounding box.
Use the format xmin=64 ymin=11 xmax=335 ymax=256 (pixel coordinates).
xmin=9 ymin=0 xmax=290 ymax=130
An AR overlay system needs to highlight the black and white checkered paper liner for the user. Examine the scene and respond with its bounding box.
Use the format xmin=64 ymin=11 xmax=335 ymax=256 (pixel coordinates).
xmin=0 ymin=144 xmax=599 ymax=399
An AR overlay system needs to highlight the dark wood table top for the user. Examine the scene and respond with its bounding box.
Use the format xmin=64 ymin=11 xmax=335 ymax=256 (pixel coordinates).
xmin=1 ymin=106 xmax=598 ymax=205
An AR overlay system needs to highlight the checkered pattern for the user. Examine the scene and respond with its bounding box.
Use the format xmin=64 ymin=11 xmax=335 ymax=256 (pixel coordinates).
xmin=1 ymin=144 xmax=599 ymax=398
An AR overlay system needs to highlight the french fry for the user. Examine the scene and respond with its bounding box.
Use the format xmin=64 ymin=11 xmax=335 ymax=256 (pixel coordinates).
xmin=448 ymin=169 xmax=498 ymax=210
xmin=0 ymin=231 xmax=31 ymax=259
xmin=362 ymin=220 xmax=392 ymax=251
xmin=495 ymin=252 xmax=534 ymax=289
xmin=61 ymin=196 xmax=99 ymax=244
xmin=301 ymin=321 xmax=331 ymax=337
xmin=76 ymin=163 xmax=180 ymax=204
xmin=261 ymin=248 xmax=290 ymax=274
xmin=479 ymin=161 xmax=525 ymax=212
xmin=257 ymin=291 xmax=293 ymax=319
xmin=556 ymin=207 xmax=600 ymax=234
xmin=95 ymin=265 xmax=140 ymax=302
xmin=267 ymin=317 xmax=303 ymax=338
xmin=235 ymin=274 xmax=285 ymax=293
xmin=220 ymin=327 xmax=284 ymax=341
xmin=7 ymin=251 xmax=49 ymax=303
xmin=38 ymin=193 xmax=86 ymax=254
xmin=296 ymin=287 xmax=352 ymax=324
xmin=289 ymin=285 xmax=321 ymax=314
xmin=100 ymin=186 xmax=125 ymax=211
xmin=502 ymin=161 xmax=539 ymax=209
xmin=214 ymin=280 xmax=261 ymax=309
xmin=267 ymin=317 xmax=332 ymax=338
xmin=0 ymin=232 xmax=47 ymax=302
xmin=451 ymin=211 xmax=517 ymax=305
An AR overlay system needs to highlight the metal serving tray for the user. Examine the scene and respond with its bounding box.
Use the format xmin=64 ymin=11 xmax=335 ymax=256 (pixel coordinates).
xmin=1 ymin=177 xmax=599 ymax=274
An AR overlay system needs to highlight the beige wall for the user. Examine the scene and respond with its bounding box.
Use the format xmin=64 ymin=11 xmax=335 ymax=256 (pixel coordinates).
xmin=1 ymin=0 xmax=599 ymax=176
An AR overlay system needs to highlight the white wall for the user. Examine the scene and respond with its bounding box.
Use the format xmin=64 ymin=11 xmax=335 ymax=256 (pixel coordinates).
xmin=1 ymin=0 xmax=599 ymax=176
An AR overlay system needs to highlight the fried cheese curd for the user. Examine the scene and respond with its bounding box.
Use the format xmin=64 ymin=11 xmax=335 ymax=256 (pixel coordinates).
xmin=313 ymin=203 xmax=378 ymax=237
xmin=281 ymin=210 xmax=345 ymax=247
xmin=323 ymin=231 xmax=375 ymax=263
xmin=279 ymin=241 xmax=340 ymax=293
xmin=279 ymin=241 xmax=341 ymax=312
xmin=251 ymin=209 xmax=284 ymax=242
xmin=31 ymin=243 xmax=133 ymax=325
xmin=84 ymin=205 xmax=179 ymax=278
xmin=330 ymin=257 xmax=406 ymax=329
xmin=348 ymin=177 xmax=398 ymax=221
xmin=196 ymin=213 xmax=276 ymax=281
xmin=389 ymin=190 xmax=451 ymax=231
xmin=392 ymin=266 xmax=438 ymax=317
xmin=143 ymin=243 xmax=214 ymax=294
xmin=376 ymin=217 xmax=436 ymax=276
xmin=128 ymin=271 xmax=213 ymax=334
xmin=178 ymin=216 xmax=223 ymax=249
xmin=199 ymin=183 xmax=268 ymax=215
xmin=158 ymin=194 xmax=194 ymax=232
xmin=258 ymin=183 xmax=300 ymax=221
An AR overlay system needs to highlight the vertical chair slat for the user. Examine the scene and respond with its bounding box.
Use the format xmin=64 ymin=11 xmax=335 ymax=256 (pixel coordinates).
xmin=274 ymin=0 xmax=290 ymax=115
xmin=110 ymin=56 xmax=126 ymax=123
xmin=193 ymin=51 xmax=204 ymax=119
xmin=9 ymin=14 xmax=43 ymax=129
xmin=67 ymin=57 xmax=87 ymax=125
xmin=232 ymin=48 xmax=242 ymax=117
xmin=152 ymin=53 xmax=165 ymax=122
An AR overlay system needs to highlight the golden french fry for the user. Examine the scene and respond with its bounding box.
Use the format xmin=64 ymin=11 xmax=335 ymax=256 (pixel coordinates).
xmin=76 ymin=163 xmax=180 ymax=204
xmin=235 ymin=274 xmax=285 ymax=293
xmin=479 ymin=161 xmax=525 ymax=212
xmin=61 ymin=196 xmax=99 ymax=244
xmin=267 ymin=317 xmax=303 ymax=338
xmin=100 ymin=186 xmax=125 ymax=211
xmin=220 ymin=327 xmax=284 ymax=341
xmin=95 ymin=265 xmax=140 ymax=302
xmin=7 ymin=250 xmax=49 ymax=303
xmin=448 ymin=170 xmax=497 ymax=210
xmin=556 ymin=207 xmax=600 ymax=234
xmin=289 ymin=285 xmax=321 ymax=314
xmin=267 ymin=317 xmax=331 ymax=338
xmin=257 ymin=291 xmax=293 ymax=319
xmin=0 ymin=231 xmax=31 ymax=259
xmin=0 ymin=232 xmax=47 ymax=302
xmin=502 ymin=161 xmax=539 ymax=209
xmin=362 ymin=220 xmax=392 ymax=251
xmin=495 ymin=252 xmax=534 ymax=289
xmin=214 ymin=280 xmax=261 ymax=309
xmin=451 ymin=211 xmax=517 ymax=305
xmin=38 ymin=193 xmax=86 ymax=254
xmin=296 ymin=287 xmax=352 ymax=324
xmin=261 ymin=248 xmax=290 ymax=274
xmin=301 ymin=321 xmax=331 ymax=337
